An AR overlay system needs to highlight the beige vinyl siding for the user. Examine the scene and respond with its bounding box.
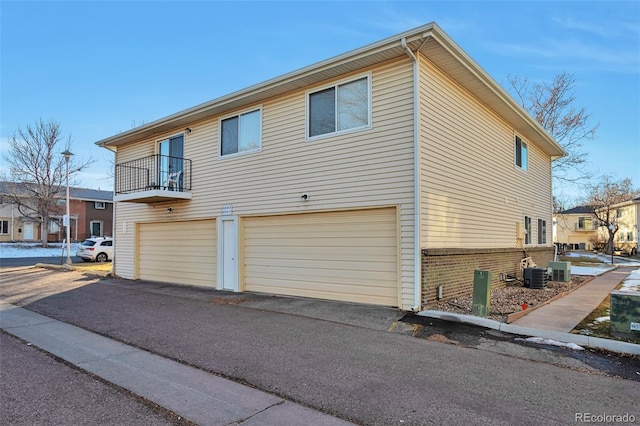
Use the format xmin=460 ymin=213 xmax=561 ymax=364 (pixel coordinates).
xmin=112 ymin=58 xmax=417 ymax=309
xmin=418 ymin=56 xmax=552 ymax=249
xmin=137 ymin=220 xmax=216 ymax=287
xmin=244 ymin=208 xmax=398 ymax=306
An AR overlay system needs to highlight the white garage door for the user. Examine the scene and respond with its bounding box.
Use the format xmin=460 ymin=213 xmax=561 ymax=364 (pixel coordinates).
xmin=138 ymin=219 xmax=216 ymax=287
xmin=244 ymin=208 xmax=398 ymax=306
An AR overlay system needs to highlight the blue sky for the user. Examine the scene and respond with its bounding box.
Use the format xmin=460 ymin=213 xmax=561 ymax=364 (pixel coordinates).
xmin=1 ymin=1 xmax=638 ymax=203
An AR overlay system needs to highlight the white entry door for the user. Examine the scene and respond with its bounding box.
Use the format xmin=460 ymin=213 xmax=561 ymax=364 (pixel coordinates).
xmin=23 ymin=222 xmax=34 ymax=240
xmin=217 ymin=217 xmax=238 ymax=291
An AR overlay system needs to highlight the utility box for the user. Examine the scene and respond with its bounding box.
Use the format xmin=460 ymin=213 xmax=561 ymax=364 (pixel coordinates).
xmin=610 ymin=291 xmax=640 ymax=337
xmin=472 ymin=270 xmax=491 ymax=317
xmin=548 ymin=261 xmax=571 ymax=282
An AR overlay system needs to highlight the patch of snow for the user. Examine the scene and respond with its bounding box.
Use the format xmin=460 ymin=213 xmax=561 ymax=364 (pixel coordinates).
xmin=563 ymin=251 xmax=640 ymax=266
xmin=0 ymin=242 xmax=80 ymax=258
xmin=571 ymin=265 xmax=616 ymax=276
xmin=617 ymin=268 xmax=640 ymax=293
xmin=515 ymin=336 xmax=584 ymax=351
xmin=592 ymin=316 xmax=610 ymax=324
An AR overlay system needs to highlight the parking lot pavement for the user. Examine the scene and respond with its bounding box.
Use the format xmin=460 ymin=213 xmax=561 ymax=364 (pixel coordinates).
xmin=1 ymin=267 xmax=639 ymax=425
xmin=1 ymin=303 xmax=354 ymax=426
xmin=0 ymin=332 xmax=178 ymax=425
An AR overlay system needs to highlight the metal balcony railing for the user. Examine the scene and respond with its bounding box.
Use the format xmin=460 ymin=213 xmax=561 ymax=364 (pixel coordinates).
xmin=115 ymin=154 xmax=192 ymax=195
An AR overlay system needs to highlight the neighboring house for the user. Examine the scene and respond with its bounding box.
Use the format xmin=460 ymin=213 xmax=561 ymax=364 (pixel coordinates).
xmin=95 ymin=23 xmax=564 ymax=310
xmin=553 ymin=205 xmax=598 ymax=251
xmin=597 ymin=197 xmax=640 ymax=255
xmin=0 ymin=181 xmax=113 ymax=243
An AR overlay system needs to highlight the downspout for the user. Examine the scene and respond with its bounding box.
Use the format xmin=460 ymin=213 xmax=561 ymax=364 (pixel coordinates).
xmin=106 ymin=145 xmax=117 ymax=277
xmin=402 ymin=36 xmax=426 ymax=311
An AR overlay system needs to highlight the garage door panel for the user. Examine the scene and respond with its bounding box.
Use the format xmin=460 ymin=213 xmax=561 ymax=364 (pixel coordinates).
xmin=244 ymin=208 xmax=398 ymax=306
xmin=245 ymin=259 xmax=397 ymax=274
xmin=249 ymin=279 xmax=397 ymax=305
xmin=139 ymin=220 xmax=216 ymax=288
xmin=245 ymin=277 xmax=396 ymax=295
xmin=245 ymin=247 xmax=396 ymax=260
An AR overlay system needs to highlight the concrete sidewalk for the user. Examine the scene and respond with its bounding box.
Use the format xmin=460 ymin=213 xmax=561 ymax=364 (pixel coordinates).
xmin=510 ymin=266 xmax=636 ymax=332
xmin=0 ymin=302 xmax=352 ymax=426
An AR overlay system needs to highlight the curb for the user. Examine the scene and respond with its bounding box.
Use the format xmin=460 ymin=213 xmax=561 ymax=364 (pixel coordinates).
xmin=418 ymin=310 xmax=640 ymax=355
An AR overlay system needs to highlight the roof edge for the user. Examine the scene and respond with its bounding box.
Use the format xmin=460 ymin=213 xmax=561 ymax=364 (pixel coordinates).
xmin=96 ymin=23 xmax=437 ymax=148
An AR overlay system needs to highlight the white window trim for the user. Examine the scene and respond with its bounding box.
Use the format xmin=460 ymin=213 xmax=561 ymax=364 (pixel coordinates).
xmin=95 ymin=201 xmax=106 ymax=209
xmin=305 ymin=72 xmax=373 ymax=142
xmin=514 ymin=133 xmax=528 ymax=172
xmin=218 ymin=106 xmax=263 ymax=159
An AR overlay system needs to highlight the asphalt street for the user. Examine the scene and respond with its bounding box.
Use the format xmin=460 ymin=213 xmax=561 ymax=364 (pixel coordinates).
xmin=1 ymin=267 xmax=639 ymax=425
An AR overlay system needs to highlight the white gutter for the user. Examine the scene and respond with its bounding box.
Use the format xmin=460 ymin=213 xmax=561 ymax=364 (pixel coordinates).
xmin=105 ymin=146 xmax=117 ymax=277
xmin=402 ymin=35 xmax=428 ymax=311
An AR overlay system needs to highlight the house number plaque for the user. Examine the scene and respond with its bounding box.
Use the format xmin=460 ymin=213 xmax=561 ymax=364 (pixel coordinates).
xmin=222 ymin=205 xmax=233 ymax=216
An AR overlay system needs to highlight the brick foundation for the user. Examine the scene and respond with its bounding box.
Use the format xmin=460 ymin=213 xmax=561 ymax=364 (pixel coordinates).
xmin=421 ymin=247 xmax=554 ymax=307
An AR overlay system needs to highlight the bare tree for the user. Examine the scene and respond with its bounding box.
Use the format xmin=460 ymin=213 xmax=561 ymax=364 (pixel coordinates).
xmin=586 ymin=176 xmax=639 ymax=255
xmin=506 ymin=72 xmax=598 ymax=184
xmin=2 ymin=119 xmax=94 ymax=247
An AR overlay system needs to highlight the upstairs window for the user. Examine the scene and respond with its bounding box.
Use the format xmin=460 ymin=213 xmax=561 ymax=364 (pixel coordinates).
xmin=308 ymin=75 xmax=370 ymax=138
xmin=95 ymin=201 xmax=106 ymax=210
xmin=515 ymin=135 xmax=528 ymax=170
xmin=220 ymin=109 xmax=261 ymax=157
xmin=577 ymin=216 xmax=593 ymax=230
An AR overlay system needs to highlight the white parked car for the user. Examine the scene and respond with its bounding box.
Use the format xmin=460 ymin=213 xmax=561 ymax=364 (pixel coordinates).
xmin=76 ymin=237 xmax=113 ymax=262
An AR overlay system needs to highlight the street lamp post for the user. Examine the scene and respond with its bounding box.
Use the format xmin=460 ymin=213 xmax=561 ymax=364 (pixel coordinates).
xmin=609 ymin=222 xmax=616 ymax=265
xmin=61 ymin=150 xmax=74 ymax=265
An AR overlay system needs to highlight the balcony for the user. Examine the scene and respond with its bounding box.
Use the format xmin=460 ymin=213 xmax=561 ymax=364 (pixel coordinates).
xmin=114 ymin=154 xmax=192 ymax=203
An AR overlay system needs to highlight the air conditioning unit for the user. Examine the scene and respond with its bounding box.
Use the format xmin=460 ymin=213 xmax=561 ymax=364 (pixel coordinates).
xmin=523 ymin=267 xmax=548 ymax=289
xmin=548 ymin=261 xmax=571 ymax=282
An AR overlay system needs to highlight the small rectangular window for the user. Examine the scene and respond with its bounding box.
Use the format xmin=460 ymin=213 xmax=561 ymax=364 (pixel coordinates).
xmin=49 ymin=220 xmax=60 ymax=233
xmin=577 ymin=217 xmax=593 ymax=230
xmin=308 ymin=76 xmax=370 ymax=138
xmin=0 ymin=220 xmax=8 ymax=234
xmin=515 ymin=136 xmax=528 ymax=170
xmin=524 ymin=216 xmax=531 ymax=245
xmin=221 ymin=109 xmax=261 ymax=157
xmin=537 ymin=219 xmax=547 ymax=244
xmin=95 ymin=202 xmax=106 ymax=209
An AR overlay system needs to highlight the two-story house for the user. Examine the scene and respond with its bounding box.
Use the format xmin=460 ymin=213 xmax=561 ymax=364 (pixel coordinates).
xmin=597 ymin=197 xmax=640 ymax=255
xmin=0 ymin=182 xmax=113 ymax=243
xmin=96 ymin=23 xmax=564 ymax=311
xmin=553 ymin=205 xmax=598 ymax=251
